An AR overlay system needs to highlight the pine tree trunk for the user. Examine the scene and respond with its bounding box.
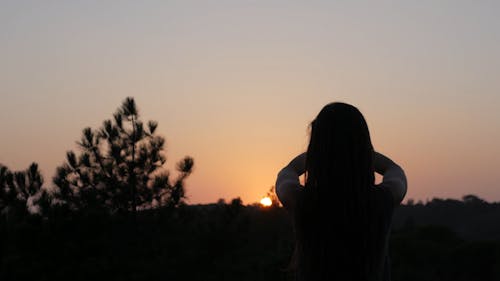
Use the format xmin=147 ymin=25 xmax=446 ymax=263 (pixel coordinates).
xmin=130 ymin=115 xmax=137 ymax=216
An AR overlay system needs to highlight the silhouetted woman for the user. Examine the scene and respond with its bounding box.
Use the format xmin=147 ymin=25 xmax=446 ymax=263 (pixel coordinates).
xmin=276 ymin=102 xmax=407 ymax=281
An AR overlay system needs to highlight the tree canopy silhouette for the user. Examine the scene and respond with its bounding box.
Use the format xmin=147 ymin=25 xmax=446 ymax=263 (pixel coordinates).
xmin=52 ymin=97 xmax=194 ymax=213
xmin=0 ymin=163 xmax=45 ymax=216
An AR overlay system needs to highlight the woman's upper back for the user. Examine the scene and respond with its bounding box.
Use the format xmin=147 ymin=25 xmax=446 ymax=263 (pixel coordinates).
xmin=276 ymin=155 xmax=406 ymax=281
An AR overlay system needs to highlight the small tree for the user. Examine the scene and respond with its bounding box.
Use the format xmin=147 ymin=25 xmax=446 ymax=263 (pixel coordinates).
xmin=53 ymin=97 xmax=194 ymax=213
xmin=267 ymin=186 xmax=281 ymax=207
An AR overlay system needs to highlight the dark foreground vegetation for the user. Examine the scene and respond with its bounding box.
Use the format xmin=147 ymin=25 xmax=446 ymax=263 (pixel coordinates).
xmin=1 ymin=98 xmax=499 ymax=280
xmin=2 ymin=197 xmax=500 ymax=281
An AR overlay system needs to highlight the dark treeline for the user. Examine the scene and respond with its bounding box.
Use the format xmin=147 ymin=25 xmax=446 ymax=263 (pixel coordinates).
xmin=390 ymin=196 xmax=500 ymax=280
xmin=1 ymin=198 xmax=500 ymax=281
xmin=393 ymin=195 xmax=500 ymax=241
xmin=1 ymin=98 xmax=499 ymax=280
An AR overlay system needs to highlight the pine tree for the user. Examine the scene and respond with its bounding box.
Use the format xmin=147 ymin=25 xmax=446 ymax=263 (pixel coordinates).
xmin=53 ymin=97 xmax=194 ymax=213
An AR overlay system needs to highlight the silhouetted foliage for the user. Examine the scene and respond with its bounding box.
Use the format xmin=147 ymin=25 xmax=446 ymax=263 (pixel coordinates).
xmin=52 ymin=97 xmax=194 ymax=213
xmin=2 ymin=200 xmax=500 ymax=281
xmin=394 ymin=195 xmax=500 ymax=241
xmin=463 ymin=194 xmax=487 ymax=205
xmin=0 ymin=163 xmax=46 ymax=217
xmin=266 ymin=185 xmax=281 ymax=207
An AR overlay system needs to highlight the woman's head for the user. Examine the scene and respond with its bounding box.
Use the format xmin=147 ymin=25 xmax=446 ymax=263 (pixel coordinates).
xmin=306 ymin=102 xmax=374 ymax=198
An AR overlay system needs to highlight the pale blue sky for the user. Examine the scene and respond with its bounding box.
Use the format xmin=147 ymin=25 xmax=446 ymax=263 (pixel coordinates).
xmin=1 ymin=1 xmax=499 ymax=203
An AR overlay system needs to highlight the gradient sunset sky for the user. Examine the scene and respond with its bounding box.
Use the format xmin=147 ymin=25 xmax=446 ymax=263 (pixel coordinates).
xmin=1 ymin=1 xmax=499 ymax=204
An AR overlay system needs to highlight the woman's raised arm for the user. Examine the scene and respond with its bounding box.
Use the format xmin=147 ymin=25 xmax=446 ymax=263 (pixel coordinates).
xmin=275 ymin=153 xmax=306 ymax=210
xmin=374 ymin=151 xmax=408 ymax=205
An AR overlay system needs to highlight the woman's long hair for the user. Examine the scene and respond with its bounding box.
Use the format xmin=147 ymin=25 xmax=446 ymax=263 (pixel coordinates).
xmin=293 ymin=102 xmax=386 ymax=281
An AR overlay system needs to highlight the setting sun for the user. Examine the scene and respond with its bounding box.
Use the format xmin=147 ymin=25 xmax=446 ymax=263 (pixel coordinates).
xmin=260 ymin=197 xmax=273 ymax=207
